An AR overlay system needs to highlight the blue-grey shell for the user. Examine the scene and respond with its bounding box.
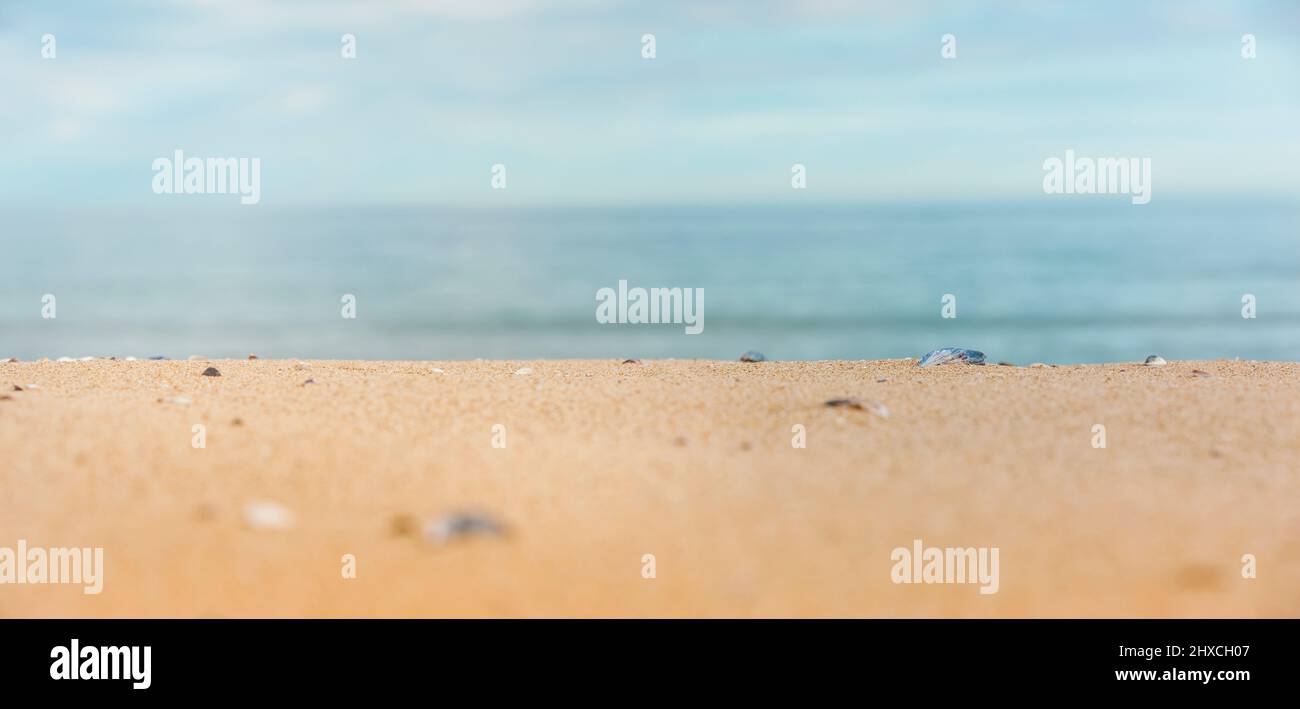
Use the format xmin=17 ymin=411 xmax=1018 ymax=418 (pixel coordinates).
xmin=918 ymin=348 xmax=986 ymax=367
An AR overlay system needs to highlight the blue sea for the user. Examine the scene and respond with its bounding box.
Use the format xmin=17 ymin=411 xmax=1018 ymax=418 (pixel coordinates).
xmin=2 ymin=200 xmax=1297 ymax=363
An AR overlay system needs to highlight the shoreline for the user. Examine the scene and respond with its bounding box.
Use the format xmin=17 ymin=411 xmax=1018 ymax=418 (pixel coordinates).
xmin=2 ymin=358 xmax=1297 ymax=617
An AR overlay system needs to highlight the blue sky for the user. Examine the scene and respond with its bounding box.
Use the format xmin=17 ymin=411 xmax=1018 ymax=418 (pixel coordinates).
xmin=1 ymin=0 xmax=1297 ymax=206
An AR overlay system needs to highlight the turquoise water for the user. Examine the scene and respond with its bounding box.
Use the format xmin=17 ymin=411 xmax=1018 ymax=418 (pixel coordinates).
xmin=2 ymin=201 xmax=1296 ymax=363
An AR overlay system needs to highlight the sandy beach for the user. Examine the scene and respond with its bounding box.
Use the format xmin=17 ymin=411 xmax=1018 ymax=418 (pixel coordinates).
xmin=1 ymin=357 xmax=1297 ymax=618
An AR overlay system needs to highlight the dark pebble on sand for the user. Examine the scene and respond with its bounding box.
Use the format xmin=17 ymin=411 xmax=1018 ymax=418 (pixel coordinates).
xmin=4 ymin=357 xmax=17 ymax=363
xmin=301 ymin=378 xmax=315 ymax=386
xmin=248 ymin=354 xmax=258 ymax=360
xmin=149 ymin=356 xmax=167 ymax=361
xmin=918 ymin=348 xmax=985 ymax=367
xmin=739 ymin=351 xmax=765 ymax=362
xmin=231 ymin=418 xmax=244 ymax=426
xmin=389 ymin=514 xmax=418 ymax=537
xmin=621 ymin=358 xmax=642 ymax=365
xmin=201 ymin=367 xmax=221 ymax=377
xmin=1191 ymin=369 xmax=1213 ymax=377
xmin=825 ymin=397 xmax=889 ymax=417
xmin=11 ymin=385 xmax=22 ymax=391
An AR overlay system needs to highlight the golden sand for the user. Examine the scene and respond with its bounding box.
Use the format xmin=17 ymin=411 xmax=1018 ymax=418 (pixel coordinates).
xmin=1 ymin=358 xmax=1296 ymax=617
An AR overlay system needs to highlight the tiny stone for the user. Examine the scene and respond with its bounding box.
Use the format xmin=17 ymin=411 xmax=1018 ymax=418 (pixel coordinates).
xmin=739 ymin=351 xmax=765 ymax=362
xmin=514 ymin=367 xmax=532 ymax=375
xmin=231 ymin=417 xmax=244 ymax=426
xmin=430 ymin=367 xmax=444 ymax=374
xmin=423 ymin=512 xmax=505 ymax=545
xmin=4 ymin=357 xmax=17 ymax=362
xmin=876 ymin=378 xmax=888 ymax=383
xmin=248 ymin=354 xmax=258 ymax=360
xmin=11 ymin=385 xmax=21 ymax=391
xmin=201 ymin=367 xmax=221 ymax=377
xmin=621 ymin=358 xmax=642 ymax=365
xmin=1191 ymin=369 xmax=1213 ymax=377
xmin=998 ymin=361 xmax=1015 ymax=366
xmin=243 ymin=501 xmax=296 ymax=532
xmin=389 ymin=514 xmax=418 ymax=537
xmin=825 ymin=398 xmax=888 ymax=417
xmin=148 ymin=356 xmax=167 ymax=360
xmin=301 ymin=378 xmax=315 ymax=386
xmin=1143 ymin=355 xmax=1167 ymax=366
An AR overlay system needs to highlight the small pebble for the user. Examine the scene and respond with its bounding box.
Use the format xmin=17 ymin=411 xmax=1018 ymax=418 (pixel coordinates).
xmin=1191 ymin=369 xmax=1213 ymax=377
xmin=918 ymin=348 xmax=985 ymax=367
xmin=24 ymin=383 xmax=39 ymax=389
xmin=430 ymin=367 xmax=444 ymax=374
xmin=230 ymin=417 xmax=244 ymax=426
xmin=201 ymin=367 xmax=221 ymax=377
xmin=739 ymin=351 xmax=765 ymax=362
xmin=621 ymin=358 xmax=642 ymax=365
xmin=301 ymin=378 xmax=315 ymax=386
xmin=424 ymin=512 xmax=505 ymax=545
xmin=248 ymin=354 xmax=258 ymax=360
xmin=1144 ymin=355 xmax=1167 ymax=366
xmin=825 ymin=398 xmax=889 ymax=417
xmin=998 ymin=361 xmax=1015 ymax=366
xmin=243 ymin=501 xmax=296 ymax=531
xmin=876 ymin=378 xmax=888 ymax=383
xmin=148 ymin=356 xmax=167 ymax=360
xmin=4 ymin=357 xmax=17 ymax=363
xmin=11 ymin=385 xmax=21 ymax=392
xmin=389 ymin=514 xmax=419 ymax=537
xmin=514 ymin=367 xmax=532 ymax=375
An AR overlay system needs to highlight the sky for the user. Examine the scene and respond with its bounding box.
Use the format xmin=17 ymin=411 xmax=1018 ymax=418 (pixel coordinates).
xmin=1 ymin=0 xmax=1298 ymax=207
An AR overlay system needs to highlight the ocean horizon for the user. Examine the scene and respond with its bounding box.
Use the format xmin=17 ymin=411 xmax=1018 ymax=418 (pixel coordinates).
xmin=4 ymin=199 xmax=1297 ymax=364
